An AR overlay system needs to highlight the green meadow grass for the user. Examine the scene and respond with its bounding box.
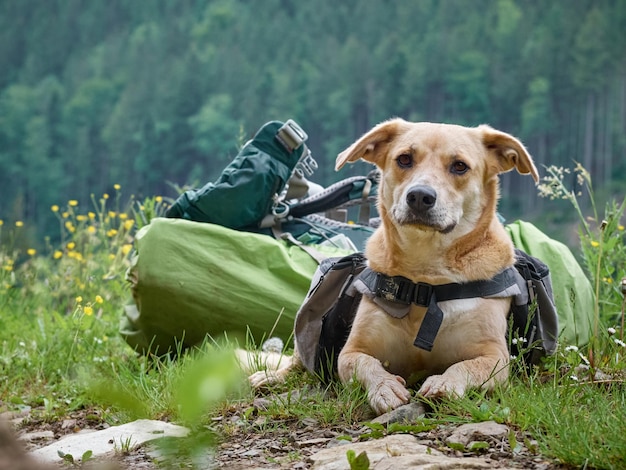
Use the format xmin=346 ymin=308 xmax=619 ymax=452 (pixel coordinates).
xmin=1 ymin=171 xmax=625 ymax=469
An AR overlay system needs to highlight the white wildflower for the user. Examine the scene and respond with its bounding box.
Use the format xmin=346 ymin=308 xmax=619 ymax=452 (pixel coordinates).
xmin=578 ymin=353 xmax=590 ymax=365
xmin=613 ymin=338 xmax=626 ymax=348
xmin=608 ymin=327 xmax=616 ymax=335
xmin=564 ymin=345 xmax=579 ymax=352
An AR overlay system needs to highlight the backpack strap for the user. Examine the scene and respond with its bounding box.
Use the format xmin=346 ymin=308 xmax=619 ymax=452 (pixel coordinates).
xmin=285 ymin=175 xmax=378 ymax=219
xmin=358 ymin=267 xmax=519 ymax=351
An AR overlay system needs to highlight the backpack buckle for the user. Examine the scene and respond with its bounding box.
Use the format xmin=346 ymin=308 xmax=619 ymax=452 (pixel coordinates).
xmin=276 ymin=119 xmax=308 ymax=152
xmin=294 ymin=147 xmax=318 ymax=177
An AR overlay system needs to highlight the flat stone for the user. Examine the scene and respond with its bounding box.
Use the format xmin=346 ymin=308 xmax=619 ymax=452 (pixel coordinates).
xmin=30 ymin=419 xmax=189 ymax=462
xmin=310 ymin=434 xmax=438 ymax=469
xmin=309 ymin=433 xmax=511 ymax=469
xmin=446 ymin=421 xmax=509 ymax=447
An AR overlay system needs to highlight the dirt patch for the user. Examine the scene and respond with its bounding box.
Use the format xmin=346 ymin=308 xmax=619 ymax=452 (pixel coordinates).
xmin=207 ymin=401 xmax=563 ymax=469
xmin=5 ymin=401 xmax=565 ymax=469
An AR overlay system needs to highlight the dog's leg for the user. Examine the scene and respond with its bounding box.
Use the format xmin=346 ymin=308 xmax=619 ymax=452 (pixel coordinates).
xmin=418 ymin=351 xmax=509 ymax=399
xmin=246 ymin=348 xmax=303 ymax=388
xmin=338 ymin=351 xmax=411 ymax=415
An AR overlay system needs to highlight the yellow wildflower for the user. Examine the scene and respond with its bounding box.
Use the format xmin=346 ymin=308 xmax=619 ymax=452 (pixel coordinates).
xmin=71 ymin=252 xmax=83 ymax=261
xmin=88 ymin=212 xmax=96 ymax=220
xmin=103 ymin=193 xmax=109 ymax=200
xmin=51 ymin=205 xmax=59 ymax=212
xmin=0 ymin=220 xmax=3 ymax=226
xmin=108 ymin=253 xmax=115 ymax=260
xmin=114 ymin=184 xmax=121 ymax=190
xmin=15 ymin=221 xmax=23 ymax=227
xmin=76 ymin=296 xmax=83 ymax=303
xmin=119 ymin=213 xmax=128 ymax=220
xmin=122 ymin=244 xmax=133 ymax=255
xmin=53 ymin=250 xmax=63 ymax=259
xmin=76 ymin=215 xmax=88 ymax=222
xmin=27 ymin=249 xmax=36 ymax=256
xmin=83 ymin=305 xmax=93 ymax=316
xmin=619 ymin=225 xmax=625 ymax=231
xmin=87 ymin=226 xmax=96 ymax=234
xmin=108 ymin=211 xmax=117 ymax=218
xmin=95 ymin=295 xmax=104 ymax=304
xmin=123 ymin=220 xmax=134 ymax=231
xmin=65 ymin=221 xmax=76 ymax=233
xmin=106 ymin=229 xmax=118 ymax=237
xmin=67 ymin=242 xmax=76 ymax=250
xmin=69 ymin=200 xmax=78 ymax=207
xmin=590 ymin=241 xmax=600 ymax=247
xmin=62 ymin=212 xmax=69 ymax=218
xmin=155 ymin=196 xmax=163 ymax=203
xmin=3 ymin=265 xmax=12 ymax=272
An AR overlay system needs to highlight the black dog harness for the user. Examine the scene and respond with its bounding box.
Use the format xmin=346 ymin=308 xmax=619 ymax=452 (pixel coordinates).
xmin=357 ymin=266 xmax=521 ymax=351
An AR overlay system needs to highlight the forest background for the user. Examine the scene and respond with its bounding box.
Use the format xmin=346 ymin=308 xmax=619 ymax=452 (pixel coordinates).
xmin=1 ymin=0 xmax=625 ymax=250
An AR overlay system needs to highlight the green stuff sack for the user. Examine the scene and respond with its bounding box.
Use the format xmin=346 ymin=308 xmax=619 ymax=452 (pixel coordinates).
xmin=506 ymin=220 xmax=594 ymax=347
xmin=120 ymin=217 xmax=348 ymax=355
xmin=165 ymin=120 xmax=307 ymax=230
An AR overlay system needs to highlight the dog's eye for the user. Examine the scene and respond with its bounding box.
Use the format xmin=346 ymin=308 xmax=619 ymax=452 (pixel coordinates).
xmin=451 ymin=161 xmax=469 ymax=174
xmin=397 ymin=153 xmax=413 ymax=168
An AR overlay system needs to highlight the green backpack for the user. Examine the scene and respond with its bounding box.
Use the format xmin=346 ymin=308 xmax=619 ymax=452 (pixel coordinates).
xmin=121 ymin=121 xmax=594 ymax=357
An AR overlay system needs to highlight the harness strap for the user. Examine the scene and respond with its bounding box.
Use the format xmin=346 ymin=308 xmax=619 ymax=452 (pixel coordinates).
xmin=358 ymin=267 xmax=519 ymax=351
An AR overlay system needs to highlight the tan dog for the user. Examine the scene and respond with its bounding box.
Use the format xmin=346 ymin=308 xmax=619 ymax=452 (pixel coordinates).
xmin=249 ymin=119 xmax=538 ymax=415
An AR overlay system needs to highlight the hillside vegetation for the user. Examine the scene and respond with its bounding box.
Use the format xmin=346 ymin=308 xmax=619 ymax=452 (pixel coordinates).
xmin=1 ymin=0 xmax=625 ymax=245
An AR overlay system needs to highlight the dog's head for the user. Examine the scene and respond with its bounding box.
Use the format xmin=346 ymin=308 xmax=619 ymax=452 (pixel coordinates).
xmin=336 ymin=118 xmax=538 ymax=235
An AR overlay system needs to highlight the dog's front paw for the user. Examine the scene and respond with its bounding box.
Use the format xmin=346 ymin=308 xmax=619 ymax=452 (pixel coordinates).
xmin=418 ymin=374 xmax=466 ymax=399
xmin=368 ymin=375 xmax=411 ymax=415
xmin=248 ymin=370 xmax=284 ymax=388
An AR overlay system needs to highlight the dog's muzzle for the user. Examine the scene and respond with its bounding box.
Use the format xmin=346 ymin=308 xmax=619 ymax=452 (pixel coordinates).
xmin=401 ymin=185 xmax=455 ymax=233
xmin=406 ymin=185 xmax=437 ymax=214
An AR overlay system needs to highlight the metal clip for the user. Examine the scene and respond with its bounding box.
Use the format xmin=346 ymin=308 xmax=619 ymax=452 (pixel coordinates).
xmin=294 ymin=147 xmax=318 ymax=177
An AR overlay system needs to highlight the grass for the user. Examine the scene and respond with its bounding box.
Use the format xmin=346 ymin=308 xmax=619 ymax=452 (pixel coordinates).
xmin=1 ymin=167 xmax=625 ymax=469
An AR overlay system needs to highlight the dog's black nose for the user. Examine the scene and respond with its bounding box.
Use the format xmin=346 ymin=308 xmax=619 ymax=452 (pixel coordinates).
xmin=406 ymin=185 xmax=437 ymax=212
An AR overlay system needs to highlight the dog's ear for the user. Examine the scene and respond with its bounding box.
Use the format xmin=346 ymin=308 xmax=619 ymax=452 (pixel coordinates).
xmin=335 ymin=118 xmax=408 ymax=170
xmin=480 ymin=125 xmax=539 ymax=182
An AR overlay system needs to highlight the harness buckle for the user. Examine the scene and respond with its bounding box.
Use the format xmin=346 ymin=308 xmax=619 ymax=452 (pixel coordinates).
xmin=413 ymin=283 xmax=434 ymax=307
xmin=374 ymin=274 xmax=413 ymax=304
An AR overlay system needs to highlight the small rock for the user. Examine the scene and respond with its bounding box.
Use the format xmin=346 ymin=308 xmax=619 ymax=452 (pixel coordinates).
xmin=241 ymin=448 xmax=261 ymax=457
xmin=253 ymin=397 xmax=271 ymax=410
xmin=370 ymin=402 xmax=427 ymax=425
xmin=296 ymin=437 xmax=330 ymax=448
xmin=301 ymin=417 xmax=319 ymax=428
xmin=446 ymin=421 xmax=509 ymax=447
xmin=326 ymin=438 xmax=352 ymax=448
xmin=61 ymin=419 xmax=77 ymax=430
xmin=18 ymin=430 xmax=55 ymax=442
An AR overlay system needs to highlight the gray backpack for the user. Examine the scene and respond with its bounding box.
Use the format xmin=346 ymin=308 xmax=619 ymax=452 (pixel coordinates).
xmin=294 ymin=251 xmax=559 ymax=382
